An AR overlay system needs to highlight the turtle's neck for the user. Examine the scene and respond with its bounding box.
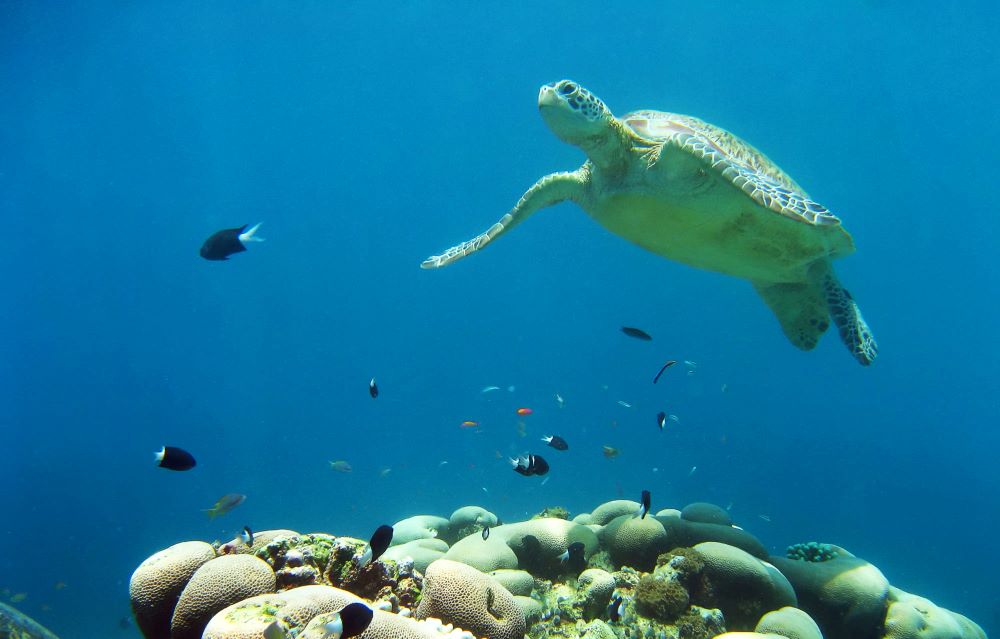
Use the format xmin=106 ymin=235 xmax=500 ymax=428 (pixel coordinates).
xmin=578 ymin=118 xmax=633 ymax=177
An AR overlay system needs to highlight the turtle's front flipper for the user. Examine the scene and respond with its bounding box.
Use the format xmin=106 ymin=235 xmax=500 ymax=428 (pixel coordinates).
xmin=421 ymin=170 xmax=586 ymax=269
xmin=809 ymin=260 xmax=879 ymax=365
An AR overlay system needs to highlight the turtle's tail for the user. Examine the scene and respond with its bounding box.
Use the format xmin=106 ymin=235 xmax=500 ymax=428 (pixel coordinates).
xmin=239 ymin=222 xmax=265 ymax=243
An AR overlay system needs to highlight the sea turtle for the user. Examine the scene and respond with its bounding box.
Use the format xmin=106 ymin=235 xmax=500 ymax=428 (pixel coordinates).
xmin=422 ymin=80 xmax=878 ymax=365
xmin=0 ymin=601 xmax=60 ymax=639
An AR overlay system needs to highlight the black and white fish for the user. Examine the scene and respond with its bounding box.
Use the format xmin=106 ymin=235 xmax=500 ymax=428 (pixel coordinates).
xmin=241 ymin=526 xmax=254 ymax=546
xmin=482 ymin=526 xmax=490 ymax=540
xmin=510 ymin=454 xmax=549 ymax=477
xmin=608 ymin=595 xmax=625 ymax=622
xmin=558 ymin=541 xmax=585 ymax=564
xmin=369 ymin=378 xmax=379 ymax=398
xmin=359 ymin=524 xmax=393 ymax=567
xmin=319 ymin=602 xmax=374 ymax=639
xmin=155 ymin=446 xmax=196 ymax=471
xmin=199 ymin=223 xmax=264 ymax=261
xmin=636 ymin=490 xmax=651 ymax=519
xmin=657 ymin=411 xmax=667 ymax=431
xmin=541 ymin=435 xmax=569 ymax=451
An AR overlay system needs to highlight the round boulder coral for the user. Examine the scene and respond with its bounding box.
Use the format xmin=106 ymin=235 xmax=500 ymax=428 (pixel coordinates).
xmin=500 ymin=518 xmax=598 ymax=574
xmin=129 ymin=540 xmax=217 ymax=639
xmin=383 ymin=538 xmax=449 ymax=574
xmin=577 ymin=568 xmax=616 ymax=620
xmin=415 ymin=559 xmax=526 ymax=639
xmin=202 ymin=584 xmax=361 ymax=638
xmin=590 ymin=500 xmax=641 ymax=525
xmin=444 ymin=534 xmax=519 ymax=572
xmin=681 ymin=502 xmax=732 ymax=526
xmin=755 ymin=607 xmax=823 ymax=639
xmin=488 ymin=569 xmax=535 ymax=596
xmin=170 ymin=554 xmax=276 ymax=639
xmin=769 ymin=551 xmax=888 ymax=639
xmin=691 ymin=542 xmax=796 ymax=630
xmin=600 ymin=515 xmax=671 ymax=571
xmin=635 ymin=574 xmax=689 ymax=622
xmin=883 ymin=587 xmax=986 ymax=639
xmin=393 ymin=515 xmax=451 ymax=545
xmin=660 ymin=517 xmax=768 ymax=559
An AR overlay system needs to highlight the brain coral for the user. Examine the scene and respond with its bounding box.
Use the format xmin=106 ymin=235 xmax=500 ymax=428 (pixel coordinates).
xmin=660 ymin=517 xmax=768 ymax=559
xmin=755 ymin=606 xmax=823 ymax=639
xmin=769 ymin=551 xmax=888 ymax=639
xmin=500 ymin=518 xmax=598 ymax=574
xmin=692 ymin=542 xmax=796 ymax=630
xmin=415 ymin=559 xmax=526 ymax=639
xmin=393 ymin=516 xmax=452 ymax=546
xmin=129 ymin=540 xmax=217 ymax=639
xmin=487 ymin=569 xmax=535 ymax=596
xmin=383 ymin=538 xmax=449 ymax=573
xmin=170 ymin=554 xmax=276 ymax=639
xmin=202 ymin=584 xmax=362 ymax=639
xmin=443 ymin=534 xmax=519 ymax=572
xmin=576 ymin=568 xmax=616 ymax=619
xmin=590 ymin=500 xmax=641 ymax=525
xmin=882 ymin=587 xmax=986 ymax=639
xmin=680 ymin=502 xmax=732 ymax=526
xmin=450 ymin=506 xmax=498 ymax=530
xmin=599 ymin=515 xmax=671 ymax=571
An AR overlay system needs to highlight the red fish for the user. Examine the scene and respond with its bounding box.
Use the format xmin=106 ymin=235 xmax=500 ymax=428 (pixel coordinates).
xmin=516 ymin=408 xmax=533 ymax=416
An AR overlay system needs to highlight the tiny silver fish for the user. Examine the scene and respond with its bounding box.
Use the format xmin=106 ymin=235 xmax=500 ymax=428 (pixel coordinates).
xmin=617 ymin=400 xmax=632 ymax=408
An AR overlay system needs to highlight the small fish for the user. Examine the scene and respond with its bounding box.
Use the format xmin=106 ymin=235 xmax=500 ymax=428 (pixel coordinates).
xmin=460 ymin=420 xmax=480 ymax=428
xmin=758 ymin=514 xmax=772 ymax=522
xmin=438 ymin=460 xmax=449 ymax=467
xmin=10 ymin=592 xmax=27 ymax=603
xmin=558 ymin=541 xmax=585 ymax=564
xmin=329 ymin=460 xmax=353 ymax=473
xmin=241 ymin=526 xmax=254 ymax=546
xmin=263 ymin=621 xmax=287 ymax=639
xmin=617 ymin=400 xmax=632 ymax=408
xmin=482 ymin=526 xmax=490 ymax=540
xmin=481 ymin=386 xmax=501 ymax=393
xmin=541 ymin=435 xmax=569 ymax=451
xmin=555 ymin=393 xmax=565 ymax=407
xmin=608 ymin=595 xmax=625 ymax=622
xmin=684 ymin=360 xmax=697 ymax=369
xmin=324 ymin=602 xmax=373 ymax=639
xmin=636 ymin=489 xmax=651 ymax=519
xmin=369 ymin=378 xmax=379 ymax=398
xmin=155 ymin=446 xmax=196 ymax=471
xmin=54 ymin=581 xmax=67 ymax=590
xmin=602 ymin=446 xmax=620 ymax=459
xmin=657 ymin=412 xmax=667 ymax=431
xmin=203 ymin=493 xmax=246 ymax=519
xmin=481 ymin=486 xmax=489 ymax=493
xmin=199 ymin=223 xmax=264 ymax=261
xmin=652 ymin=360 xmax=677 ymax=384
xmin=721 ymin=383 xmax=728 ymax=393
xmin=118 ymin=616 xmax=133 ymax=629
xmin=359 ymin=524 xmax=394 ymax=567
xmin=688 ymin=465 xmax=698 ymax=477
xmin=621 ymin=326 xmax=652 ymax=340
xmin=540 ymin=476 xmax=550 ymax=486
xmin=379 ymin=467 xmax=392 ymax=477
xmin=516 ymin=407 xmax=533 ymax=416
xmin=510 ymin=454 xmax=549 ymax=477
xmin=670 ymin=414 xmax=680 ymax=423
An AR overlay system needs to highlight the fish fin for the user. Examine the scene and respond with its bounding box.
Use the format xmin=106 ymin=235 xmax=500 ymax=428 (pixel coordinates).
xmin=239 ymin=222 xmax=265 ymax=243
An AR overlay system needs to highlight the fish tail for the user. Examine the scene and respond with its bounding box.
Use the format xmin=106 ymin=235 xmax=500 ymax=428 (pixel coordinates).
xmin=203 ymin=508 xmax=218 ymax=520
xmin=239 ymin=222 xmax=265 ymax=243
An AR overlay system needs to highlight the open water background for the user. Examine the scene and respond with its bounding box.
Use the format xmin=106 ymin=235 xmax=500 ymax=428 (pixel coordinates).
xmin=1 ymin=2 xmax=997 ymax=637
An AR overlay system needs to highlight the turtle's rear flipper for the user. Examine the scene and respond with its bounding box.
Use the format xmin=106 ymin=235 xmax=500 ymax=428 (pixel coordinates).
xmin=809 ymin=260 xmax=879 ymax=365
xmin=753 ymin=280 xmax=830 ymax=352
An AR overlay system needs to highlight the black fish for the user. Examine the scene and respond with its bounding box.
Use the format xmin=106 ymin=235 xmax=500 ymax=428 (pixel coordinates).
xmin=637 ymin=490 xmax=651 ymax=519
xmin=155 ymin=446 xmax=196 ymax=471
xmin=608 ymin=595 xmax=624 ymax=622
xmin=542 ymin=435 xmax=569 ymax=451
xmin=621 ymin=326 xmax=652 ymax=341
xmin=369 ymin=378 xmax=379 ymax=399
xmin=652 ymin=360 xmax=677 ymax=383
xmin=657 ymin=412 xmax=667 ymax=431
xmin=482 ymin=526 xmax=490 ymax=540
xmin=241 ymin=526 xmax=254 ymax=546
xmin=337 ymin=602 xmax=375 ymax=639
xmin=199 ymin=223 xmax=263 ymax=261
xmin=360 ymin=524 xmax=393 ymax=566
xmin=559 ymin=541 xmax=585 ymax=564
xmin=511 ymin=454 xmax=549 ymax=476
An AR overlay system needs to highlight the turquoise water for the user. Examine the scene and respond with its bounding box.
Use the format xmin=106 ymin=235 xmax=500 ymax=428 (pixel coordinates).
xmin=2 ymin=2 xmax=996 ymax=637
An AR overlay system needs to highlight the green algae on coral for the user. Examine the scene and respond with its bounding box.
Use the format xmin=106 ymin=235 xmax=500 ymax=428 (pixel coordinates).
xmin=532 ymin=506 xmax=569 ymax=520
xmin=635 ymin=574 xmax=689 ymax=622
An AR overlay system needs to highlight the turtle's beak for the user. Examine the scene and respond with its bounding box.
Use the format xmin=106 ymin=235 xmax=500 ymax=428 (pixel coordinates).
xmin=538 ymin=83 xmax=562 ymax=109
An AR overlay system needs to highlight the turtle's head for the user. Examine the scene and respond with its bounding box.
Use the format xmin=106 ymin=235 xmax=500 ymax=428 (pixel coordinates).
xmin=539 ymin=80 xmax=627 ymax=171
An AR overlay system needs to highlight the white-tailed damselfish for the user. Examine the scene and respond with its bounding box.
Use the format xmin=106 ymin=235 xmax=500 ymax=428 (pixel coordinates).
xmin=636 ymin=490 xmax=651 ymax=519
xmin=359 ymin=524 xmax=393 ymax=567
xmin=241 ymin=526 xmax=254 ymax=546
xmin=322 ymin=602 xmax=374 ymax=639
xmin=542 ymin=435 xmax=569 ymax=451
xmin=155 ymin=446 xmax=196 ymax=471
xmin=200 ymin=223 xmax=264 ymax=261
xmin=558 ymin=541 xmax=585 ymax=564
xmin=369 ymin=378 xmax=379 ymax=398
xmin=510 ymin=454 xmax=549 ymax=477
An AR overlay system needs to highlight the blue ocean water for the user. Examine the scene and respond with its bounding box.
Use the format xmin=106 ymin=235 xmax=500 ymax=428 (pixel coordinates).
xmin=2 ymin=2 xmax=997 ymax=637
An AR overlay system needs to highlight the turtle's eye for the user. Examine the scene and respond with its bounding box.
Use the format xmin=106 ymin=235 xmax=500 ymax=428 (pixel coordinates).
xmin=560 ymin=82 xmax=577 ymax=95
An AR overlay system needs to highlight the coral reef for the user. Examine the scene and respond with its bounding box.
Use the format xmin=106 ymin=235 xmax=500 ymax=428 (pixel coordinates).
xmin=127 ymin=500 xmax=988 ymax=639
xmin=532 ymin=506 xmax=569 ymax=520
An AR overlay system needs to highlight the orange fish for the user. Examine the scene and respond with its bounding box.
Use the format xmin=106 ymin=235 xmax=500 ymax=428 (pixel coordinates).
xmin=516 ymin=408 xmax=533 ymax=416
xmin=461 ymin=420 xmax=479 ymax=428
